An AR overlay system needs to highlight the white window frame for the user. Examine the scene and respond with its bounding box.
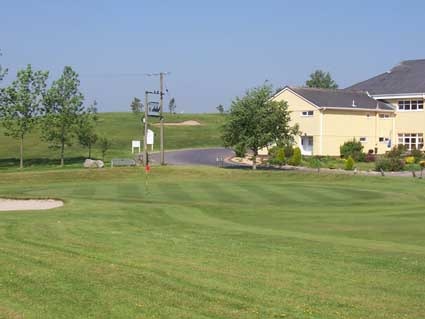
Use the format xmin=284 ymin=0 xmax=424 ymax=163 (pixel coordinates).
xmin=398 ymin=100 xmax=424 ymax=111
xmin=301 ymin=110 xmax=314 ymax=117
xmin=397 ymin=133 xmax=424 ymax=150
xmin=359 ymin=137 xmax=367 ymax=143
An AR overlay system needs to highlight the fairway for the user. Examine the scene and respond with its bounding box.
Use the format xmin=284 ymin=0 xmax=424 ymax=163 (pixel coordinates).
xmin=0 ymin=167 xmax=424 ymax=318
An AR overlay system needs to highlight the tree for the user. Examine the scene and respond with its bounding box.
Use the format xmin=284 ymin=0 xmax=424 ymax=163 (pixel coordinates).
xmin=306 ymin=70 xmax=338 ymax=89
xmin=130 ymin=97 xmax=143 ymax=114
xmin=0 ymin=65 xmax=48 ymax=168
xmin=41 ymin=66 xmax=85 ymax=167
xmin=0 ymin=49 xmax=7 ymax=82
xmin=99 ymin=136 xmax=112 ymax=161
xmin=216 ymin=104 xmax=225 ymax=114
xmin=78 ymin=100 xmax=98 ymax=158
xmin=168 ymin=97 xmax=176 ymax=114
xmin=222 ymin=85 xmax=297 ymax=169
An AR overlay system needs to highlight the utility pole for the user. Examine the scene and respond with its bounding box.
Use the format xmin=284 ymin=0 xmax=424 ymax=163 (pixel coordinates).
xmin=159 ymin=72 xmax=165 ymax=165
xmin=143 ymin=91 xmax=149 ymax=166
xmin=146 ymin=72 xmax=170 ymax=166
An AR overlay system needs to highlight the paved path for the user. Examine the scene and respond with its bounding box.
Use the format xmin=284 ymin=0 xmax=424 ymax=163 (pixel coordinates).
xmin=150 ymin=148 xmax=235 ymax=166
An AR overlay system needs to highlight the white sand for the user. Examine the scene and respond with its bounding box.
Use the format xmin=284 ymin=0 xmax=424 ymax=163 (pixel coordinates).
xmin=153 ymin=120 xmax=201 ymax=126
xmin=0 ymin=198 xmax=63 ymax=211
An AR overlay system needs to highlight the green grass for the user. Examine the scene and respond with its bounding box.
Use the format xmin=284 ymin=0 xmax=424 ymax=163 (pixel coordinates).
xmin=0 ymin=167 xmax=424 ymax=318
xmin=0 ymin=113 xmax=225 ymax=169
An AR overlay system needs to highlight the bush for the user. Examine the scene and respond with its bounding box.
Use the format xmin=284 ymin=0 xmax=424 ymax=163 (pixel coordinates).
xmin=340 ymin=139 xmax=364 ymax=162
xmin=268 ymin=146 xmax=286 ymax=166
xmin=375 ymin=158 xmax=405 ymax=172
xmin=365 ymin=152 xmax=376 ymax=162
xmin=387 ymin=145 xmax=407 ymax=159
xmin=284 ymin=145 xmax=294 ymax=158
xmin=309 ymin=156 xmax=322 ymax=172
xmin=234 ymin=143 xmax=246 ymax=157
xmin=410 ymin=149 xmax=423 ymax=163
xmin=289 ymin=147 xmax=302 ymax=166
xmin=405 ymin=156 xmax=415 ymax=165
xmin=345 ymin=156 xmax=355 ymax=170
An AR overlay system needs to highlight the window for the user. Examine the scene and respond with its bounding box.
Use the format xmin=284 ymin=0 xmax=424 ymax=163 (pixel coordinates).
xmin=379 ymin=113 xmax=390 ymax=119
xmin=301 ymin=110 xmax=314 ymax=117
xmin=398 ymin=100 xmax=424 ymax=111
xmin=398 ymin=133 xmax=424 ymax=150
xmin=379 ymin=137 xmax=390 ymax=143
xmin=359 ymin=137 xmax=367 ymax=143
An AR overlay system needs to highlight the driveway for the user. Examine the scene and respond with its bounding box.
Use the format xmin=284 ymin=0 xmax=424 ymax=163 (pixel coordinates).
xmin=149 ymin=148 xmax=235 ymax=166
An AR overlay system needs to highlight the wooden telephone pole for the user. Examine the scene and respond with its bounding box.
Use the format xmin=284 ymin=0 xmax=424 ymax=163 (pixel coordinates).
xmin=146 ymin=72 xmax=169 ymax=165
xmin=143 ymin=91 xmax=149 ymax=166
xmin=159 ymin=73 xmax=165 ymax=165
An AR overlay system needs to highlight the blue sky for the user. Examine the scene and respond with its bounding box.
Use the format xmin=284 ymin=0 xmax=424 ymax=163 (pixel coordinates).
xmin=1 ymin=0 xmax=425 ymax=112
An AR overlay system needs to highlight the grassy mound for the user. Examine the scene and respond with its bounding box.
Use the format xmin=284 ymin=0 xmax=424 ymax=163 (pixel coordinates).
xmin=0 ymin=167 xmax=424 ymax=318
xmin=0 ymin=113 xmax=225 ymax=169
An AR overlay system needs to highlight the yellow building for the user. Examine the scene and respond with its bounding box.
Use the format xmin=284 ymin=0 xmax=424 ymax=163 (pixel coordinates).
xmin=273 ymin=59 xmax=425 ymax=156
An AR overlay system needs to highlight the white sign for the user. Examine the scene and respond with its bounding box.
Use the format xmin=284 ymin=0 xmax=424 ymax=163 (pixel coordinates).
xmin=132 ymin=140 xmax=141 ymax=154
xmin=147 ymin=130 xmax=154 ymax=146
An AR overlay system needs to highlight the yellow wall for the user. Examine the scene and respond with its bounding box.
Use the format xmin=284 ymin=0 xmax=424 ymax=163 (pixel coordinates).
xmin=387 ymin=99 xmax=425 ymax=148
xmin=322 ymin=110 xmax=394 ymax=155
xmin=273 ymin=89 xmax=397 ymax=156
xmin=273 ymin=89 xmax=321 ymax=154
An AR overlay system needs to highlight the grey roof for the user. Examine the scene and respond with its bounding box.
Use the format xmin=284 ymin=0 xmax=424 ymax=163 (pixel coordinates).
xmin=287 ymin=86 xmax=394 ymax=111
xmin=346 ymin=59 xmax=425 ymax=95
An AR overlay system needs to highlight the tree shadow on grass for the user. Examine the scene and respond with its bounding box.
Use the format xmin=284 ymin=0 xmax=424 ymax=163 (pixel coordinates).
xmin=0 ymin=157 xmax=87 ymax=169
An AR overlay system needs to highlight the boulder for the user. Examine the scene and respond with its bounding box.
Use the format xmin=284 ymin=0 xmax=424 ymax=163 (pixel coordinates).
xmin=84 ymin=159 xmax=104 ymax=168
xmin=95 ymin=160 xmax=104 ymax=168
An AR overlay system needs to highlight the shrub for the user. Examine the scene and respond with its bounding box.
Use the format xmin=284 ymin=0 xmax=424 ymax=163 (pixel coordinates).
xmin=268 ymin=147 xmax=286 ymax=166
xmin=405 ymin=156 xmax=415 ymax=165
xmin=386 ymin=145 xmax=407 ymax=159
xmin=340 ymin=139 xmax=364 ymax=162
xmin=410 ymin=149 xmax=423 ymax=163
xmin=309 ymin=156 xmax=322 ymax=172
xmin=345 ymin=156 xmax=355 ymax=170
xmin=284 ymin=145 xmax=294 ymax=158
xmin=375 ymin=158 xmax=405 ymax=172
xmin=234 ymin=143 xmax=246 ymax=157
xmin=365 ymin=152 xmax=376 ymax=162
xmin=289 ymin=147 xmax=302 ymax=166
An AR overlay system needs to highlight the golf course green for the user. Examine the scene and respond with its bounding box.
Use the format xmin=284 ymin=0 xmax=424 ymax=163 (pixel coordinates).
xmin=0 ymin=167 xmax=424 ymax=318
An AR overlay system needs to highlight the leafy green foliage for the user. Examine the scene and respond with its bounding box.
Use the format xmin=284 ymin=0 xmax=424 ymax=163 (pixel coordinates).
xmin=308 ymin=156 xmax=322 ymax=172
xmin=306 ymin=70 xmax=338 ymax=89
xmin=386 ymin=145 xmax=407 ymax=159
xmin=0 ymin=50 xmax=7 ymax=82
xmin=345 ymin=156 xmax=355 ymax=170
xmin=222 ymin=85 xmax=297 ymax=169
xmin=168 ymin=97 xmax=176 ymax=114
xmin=99 ymin=136 xmax=112 ymax=161
xmin=340 ymin=139 xmax=364 ymax=162
xmin=234 ymin=142 xmax=246 ymax=157
xmin=216 ymin=104 xmax=224 ymax=114
xmin=78 ymin=101 xmax=99 ymax=158
xmin=130 ymin=97 xmax=143 ymax=114
xmin=0 ymin=64 xmax=48 ymax=168
xmin=268 ymin=146 xmax=286 ymax=166
xmin=410 ymin=149 xmax=423 ymax=163
xmin=289 ymin=147 xmax=302 ymax=166
xmin=375 ymin=158 xmax=405 ymax=172
xmin=41 ymin=66 xmax=85 ymax=166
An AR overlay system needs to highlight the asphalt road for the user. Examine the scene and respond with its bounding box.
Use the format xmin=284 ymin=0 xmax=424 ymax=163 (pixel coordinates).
xmin=150 ymin=148 xmax=235 ymax=166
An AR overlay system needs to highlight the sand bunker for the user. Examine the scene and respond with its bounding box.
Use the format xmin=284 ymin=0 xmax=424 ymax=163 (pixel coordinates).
xmin=154 ymin=120 xmax=201 ymax=126
xmin=0 ymin=198 xmax=63 ymax=211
